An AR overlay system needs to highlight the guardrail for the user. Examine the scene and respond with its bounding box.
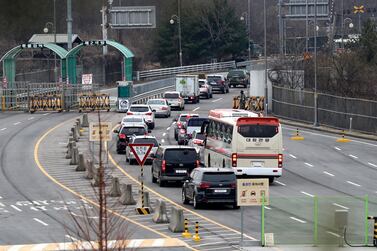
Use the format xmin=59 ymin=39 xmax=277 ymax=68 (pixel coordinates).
xmin=135 ymin=61 xmax=236 ymax=81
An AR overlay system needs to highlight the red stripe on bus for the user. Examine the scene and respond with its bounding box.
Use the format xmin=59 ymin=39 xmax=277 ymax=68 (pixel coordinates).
xmin=236 ymin=117 xmax=280 ymax=126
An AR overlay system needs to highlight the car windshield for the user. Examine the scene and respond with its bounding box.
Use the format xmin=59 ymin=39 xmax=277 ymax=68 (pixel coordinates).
xmin=164 ymin=93 xmax=179 ymax=99
xmin=198 ymin=81 xmax=205 ymax=87
xmin=194 ymin=133 xmax=206 ymax=140
xmin=227 ymin=70 xmax=245 ymax=77
xmin=187 ymin=118 xmax=208 ymax=127
xmin=134 ymin=138 xmax=159 ymax=146
xmin=148 ymin=100 xmax=165 ymax=105
xmin=122 ymin=117 xmax=143 ymax=123
xmin=207 ymin=76 xmax=222 ymax=83
xmin=130 ymin=106 xmax=149 ymax=112
xmin=238 ymin=125 xmax=278 ymax=138
xmin=121 ymin=126 xmax=146 ymax=135
xmin=202 ymin=172 xmax=236 ymax=182
xmin=164 ymin=149 xmax=198 ymax=164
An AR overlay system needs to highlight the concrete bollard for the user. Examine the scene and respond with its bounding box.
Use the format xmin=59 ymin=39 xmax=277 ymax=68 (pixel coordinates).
xmin=71 ymin=127 xmax=78 ymax=142
xmin=65 ymin=141 xmax=75 ymax=159
xmin=69 ymin=147 xmax=79 ymax=165
xmin=81 ymin=113 xmax=89 ymax=127
xmin=119 ymin=184 xmax=136 ymax=205
xmin=66 ymin=137 xmax=74 ymax=148
xmin=152 ymin=199 xmax=170 ymax=224
xmin=76 ymin=121 xmax=83 ymax=136
xmin=84 ymin=159 xmax=94 ymax=179
xmin=168 ymin=207 xmax=185 ymax=233
xmin=75 ymin=153 xmax=87 ymax=172
xmin=109 ymin=177 xmax=121 ymax=197
xmin=136 ymin=191 xmax=152 ymax=211
xmin=91 ymin=167 xmax=100 ymax=187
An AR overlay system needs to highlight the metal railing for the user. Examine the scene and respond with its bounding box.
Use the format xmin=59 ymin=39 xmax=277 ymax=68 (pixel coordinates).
xmin=135 ymin=61 xmax=236 ymax=80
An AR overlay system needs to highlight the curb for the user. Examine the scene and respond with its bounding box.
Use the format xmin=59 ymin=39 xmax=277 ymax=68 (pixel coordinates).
xmin=279 ymin=118 xmax=377 ymax=141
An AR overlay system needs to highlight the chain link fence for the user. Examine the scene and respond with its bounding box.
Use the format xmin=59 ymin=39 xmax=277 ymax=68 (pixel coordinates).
xmin=272 ymin=85 xmax=377 ymax=134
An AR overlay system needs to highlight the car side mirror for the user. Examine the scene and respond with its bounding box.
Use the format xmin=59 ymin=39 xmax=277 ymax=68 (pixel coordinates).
xmin=113 ymin=129 xmax=119 ymax=133
xmin=152 ymin=109 xmax=156 ymax=112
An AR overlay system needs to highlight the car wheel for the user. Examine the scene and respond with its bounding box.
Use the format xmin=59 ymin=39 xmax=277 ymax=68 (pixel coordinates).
xmin=226 ymin=87 xmax=229 ymax=93
xmin=150 ymin=123 xmax=155 ymax=130
xmin=210 ymin=93 xmax=213 ymax=98
xmin=193 ymin=194 xmax=201 ymax=209
xmin=232 ymin=203 xmax=240 ymax=209
xmin=222 ymin=88 xmax=226 ymax=94
xmin=174 ymin=131 xmax=178 ymax=141
xmin=269 ymin=177 xmax=275 ymax=184
xmin=125 ymin=155 xmax=129 ymax=162
xmin=182 ymin=190 xmax=190 ymax=205
xmin=129 ymin=158 xmax=134 ymax=165
xmin=152 ymin=169 xmax=157 ymax=183
xmin=116 ymin=149 xmax=122 ymax=154
xmin=158 ymin=178 xmax=166 ymax=187
xmin=206 ymin=93 xmax=210 ymax=99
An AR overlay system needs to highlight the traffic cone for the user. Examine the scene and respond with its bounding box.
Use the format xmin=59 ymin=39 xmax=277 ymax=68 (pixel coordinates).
xmin=336 ymin=130 xmax=351 ymax=143
xmin=290 ymin=128 xmax=304 ymax=141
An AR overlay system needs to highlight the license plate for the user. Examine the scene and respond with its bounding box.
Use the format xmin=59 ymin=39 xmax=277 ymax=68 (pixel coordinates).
xmin=252 ymin=161 xmax=264 ymax=167
xmin=175 ymin=169 xmax=187 ymax=174
xmin=214 ymin=189 xmax=227 ymax=193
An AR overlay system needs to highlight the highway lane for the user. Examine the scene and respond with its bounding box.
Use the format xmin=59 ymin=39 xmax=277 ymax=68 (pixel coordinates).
xmin=0 ymin=112 xmax=89 ymax=244
xmin=106 ymin=86 xmax=377 ymax=244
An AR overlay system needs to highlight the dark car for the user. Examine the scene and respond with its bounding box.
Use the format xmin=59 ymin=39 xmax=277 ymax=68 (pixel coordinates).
xmin=227 ymin=69 xmax=250 ymax=88
xmin=178 ymin=117 xmax=209 ymax=145
xmin=173 ymin=113 xmax=199 ymax=141
xmin=182 ymin=167 xmax=238 ymax=209
xmin=114 ymin=124 xmax=149 ymax=154
xmin=152 ymin=146 xmax=200 ymax=187
xmin=206 ymin=74 xmax=229 ymax=94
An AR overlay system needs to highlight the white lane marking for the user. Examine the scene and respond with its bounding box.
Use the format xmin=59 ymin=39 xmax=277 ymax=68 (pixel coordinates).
xmin=301 ymin=191 xmax=315 ymax=197
xmin=304 ymin=162 xmax=313 ymax=167
xmin=128 ymin=239 xmax=143 ymax=248
xmin=212 ymin=98 xmax=223 ymax=103
xmin=162 ymin=133 xmax=166 ymax=137
xmin=13 ymin=122 xmax=21 ymax=125
xmin=0 ymin=196 xmax=2 ymax=199
xmin=284 ymin=126 xmax=377 ymax=147
xmin=58 ymin=142 xmax=66 ymax=145
xmin=43 ymin=113 xmax=49 ymax=116
xmin=264 ymin=206 xmax=271 ymax=210
xmin=289 ymin=154 xmax=297 ymax=159
xmin=0 ymin=128 xmax=6 ymax=131
xmin=152 ymin=239 xmax=165 ymax=247
xmin=65 ymin=234 xmax=78 ymax=242
xmin=290 ymin=217 xmax=307 ymax=224
xmin=334 ymin=147 xmax=342 ymax=151
xmin=347 ymin=181 xmax=361 ymax=187
xmin=275 ymin=181 xmax=286 ymax=186
xmin=30 ymin=244 xmax=49 ymax=251
xmin=33 ymin=218 xmax=49 ymax=226
xmin=192 ymin=107 xmax=200 ymax=111
xmin=333 ymin=203 xmax=349 ymax=210
xmin=161 ymin=139 xmax=165 ymax=143
xmin=166 ymin=127 xmax=171 ymax=130
xmin=0 ymin=202 xmax=4 ymax=207
xmin=323 ymin=171 xmax=335 ymax=177
xmin=368 ymin=162 xmax=377 ymax=168
xmin=10 ymin=205 xmax=22 ymax=212
xmin=349 ymin=154 xmax=358 ymax=159
xmin=326 ymin=231 xmax=340 ymax=238
xmin=28 ymin=117 xmax=34 ymax=120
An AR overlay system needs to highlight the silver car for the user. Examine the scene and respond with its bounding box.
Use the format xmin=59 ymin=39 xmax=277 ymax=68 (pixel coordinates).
xmin=163 ymin=91 xmax=185 ymax=110
xmin=147 ymin=99 xmax=171 ymax=118
xmin=125 ymin=135 xmax=159 ymax=165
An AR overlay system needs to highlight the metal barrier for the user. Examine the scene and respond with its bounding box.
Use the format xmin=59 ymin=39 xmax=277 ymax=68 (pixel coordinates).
xmin=29 ymin=94 xmax=63 ymax=113
xmin=135 ymin=61 xmax=236 ymax=80
xmin=232 ymin=96 xmax=265 ymax=112
xmin=78 ymin=93 xmax=110 ymax=112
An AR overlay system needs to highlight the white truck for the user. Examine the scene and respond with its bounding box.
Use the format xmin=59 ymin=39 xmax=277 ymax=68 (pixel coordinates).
xmin=175 ymin=74 xmax=200 ymax=104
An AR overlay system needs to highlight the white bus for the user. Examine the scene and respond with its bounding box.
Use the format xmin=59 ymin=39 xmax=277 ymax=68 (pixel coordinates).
xmin=203 ymin=109 xmax=283 ymax=183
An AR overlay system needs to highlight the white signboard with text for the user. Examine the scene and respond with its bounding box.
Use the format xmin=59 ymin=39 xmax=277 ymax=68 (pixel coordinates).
xmin=89 ymin=122 xmax=112 ymax=142
xmin=237 ymin=178 xmax=269 ymax=206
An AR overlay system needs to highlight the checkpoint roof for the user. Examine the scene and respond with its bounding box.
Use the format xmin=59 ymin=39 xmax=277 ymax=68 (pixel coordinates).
xmin=28 ymin=34 xmax=82 ymax=44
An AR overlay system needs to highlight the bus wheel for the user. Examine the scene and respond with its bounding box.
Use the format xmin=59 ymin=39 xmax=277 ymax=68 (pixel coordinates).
xmin=208 ymin=154 xmax=211 ymax=167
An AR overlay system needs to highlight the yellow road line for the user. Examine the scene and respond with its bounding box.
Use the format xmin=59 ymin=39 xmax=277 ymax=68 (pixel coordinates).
xmin=33 ymin=121 xmax=196 ymax=251
xmin=108 ymin=152 xmax=257 ymax=241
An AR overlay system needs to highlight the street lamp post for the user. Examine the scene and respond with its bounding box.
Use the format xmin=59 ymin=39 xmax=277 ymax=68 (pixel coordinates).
xmin=342 ymin=18 xmax=354 ymax=48
xmin=313 ymin=0 xmax=318 ymax=126
xmin=240 ymin=12 xmax=251 ymax=61
xmin=44 ymin=18 xmax=57 ymax=83
xmin=170 ymin=0 xmax=183 ymax=67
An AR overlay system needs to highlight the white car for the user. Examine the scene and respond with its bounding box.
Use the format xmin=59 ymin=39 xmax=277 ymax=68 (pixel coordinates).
xmin=187 ymin=130 xmax=206 ymax=154
xmin=127 ymin=104 xmax=155 ymax=130
xmin=121 ymin=115 xmax=147 ymax=127
xmin=147 ymin=99 xmax=171 ymax=118
xmin=126 ymin=135 xmax=159 ymax=165
xmin=163 ymin=91 xmax=185 ymax=110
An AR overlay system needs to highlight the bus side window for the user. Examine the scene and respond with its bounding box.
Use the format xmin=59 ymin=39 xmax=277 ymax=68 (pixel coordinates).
xmin=220 ymin=123 xmax=225 ymax=139
xmin=208 ymin=121 xmax=214 ymax=137
xmin=225 ymin=126 xmax=232 ymax=143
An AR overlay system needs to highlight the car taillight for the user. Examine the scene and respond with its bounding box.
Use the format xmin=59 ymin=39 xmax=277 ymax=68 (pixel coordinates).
xmin=161 ymin=106 xmax=168 ymax=110
xmin=119 ymin=134 xmax=126 ymax=139
xmin=278 ymin=154 xmax=283 ymax=168
xmin=232 ymin=153 xmax=237 ymax=167
xmin=196 ymin=159 xmax=200 ymax=167
xmin=199 ymin=182 xmax=210 ymax=189
xmin=180 ymin=129 xmax=186 ymax=134
xmin=230 ymin=183 xmax=236 ymax=188
xmin=220 ymin=80 xmax=225 ymax=85
xmin=177 ymin=122 xmax=182 ymax=128
xmin=146 ymin=112 xmax=152 ymax=115
xmin=162 ymin=160 xmax=166 ymax=172
xmin=193 ymin=139 xmax=202 ymax=145
xmin=127 ymin=112 xmax=133 ymax=115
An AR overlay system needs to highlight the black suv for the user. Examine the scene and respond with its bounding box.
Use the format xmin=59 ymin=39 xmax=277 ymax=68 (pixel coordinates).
xmin=152 ymin=146 xmax=199 ymax=187
xmin=114 ymin=125 xmax=149 ymax=154
xmin=227 ymin=69 xmax=249 ymax=88
xmin=182 ymin=168 xmax=239 ymax=209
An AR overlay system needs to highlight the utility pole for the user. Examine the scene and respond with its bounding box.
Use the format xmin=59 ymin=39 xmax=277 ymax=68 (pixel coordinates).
xmin=341 ymin=0 xmax=344 ymax=49
xmin=305 ymin=0 xmax=309 ymax=52
xmin=264 ymin=0 xmax=268 ymax=116
xmin=314 ymin=0 xmax=318 ymax=127
xmin=67 ymin=0 xmax=73 ymax=50
xmin=178 ymin=0 xmax=182 ymax=67
xmin=247 ymin=0 xmax=251 ymax=61
xmin=278 ymin=0 xmax=283 ymax=56
xmin=101 ymin=1 xmax=109 ymax=55
xmin=53 ymin=0 xmax=57 ymax=82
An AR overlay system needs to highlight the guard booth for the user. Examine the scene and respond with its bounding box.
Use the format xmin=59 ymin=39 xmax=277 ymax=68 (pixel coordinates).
xmin=116 ymin=81 xmax=133 ymax=112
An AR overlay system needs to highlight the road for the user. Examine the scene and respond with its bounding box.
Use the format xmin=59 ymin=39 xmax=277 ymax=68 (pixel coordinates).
xmin=0 ymin=85 xmax=376 ymax=249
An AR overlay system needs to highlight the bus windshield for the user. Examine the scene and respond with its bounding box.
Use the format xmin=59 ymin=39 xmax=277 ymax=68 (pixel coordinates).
xmin=238 ymin=124 xmax=278 ymax=138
